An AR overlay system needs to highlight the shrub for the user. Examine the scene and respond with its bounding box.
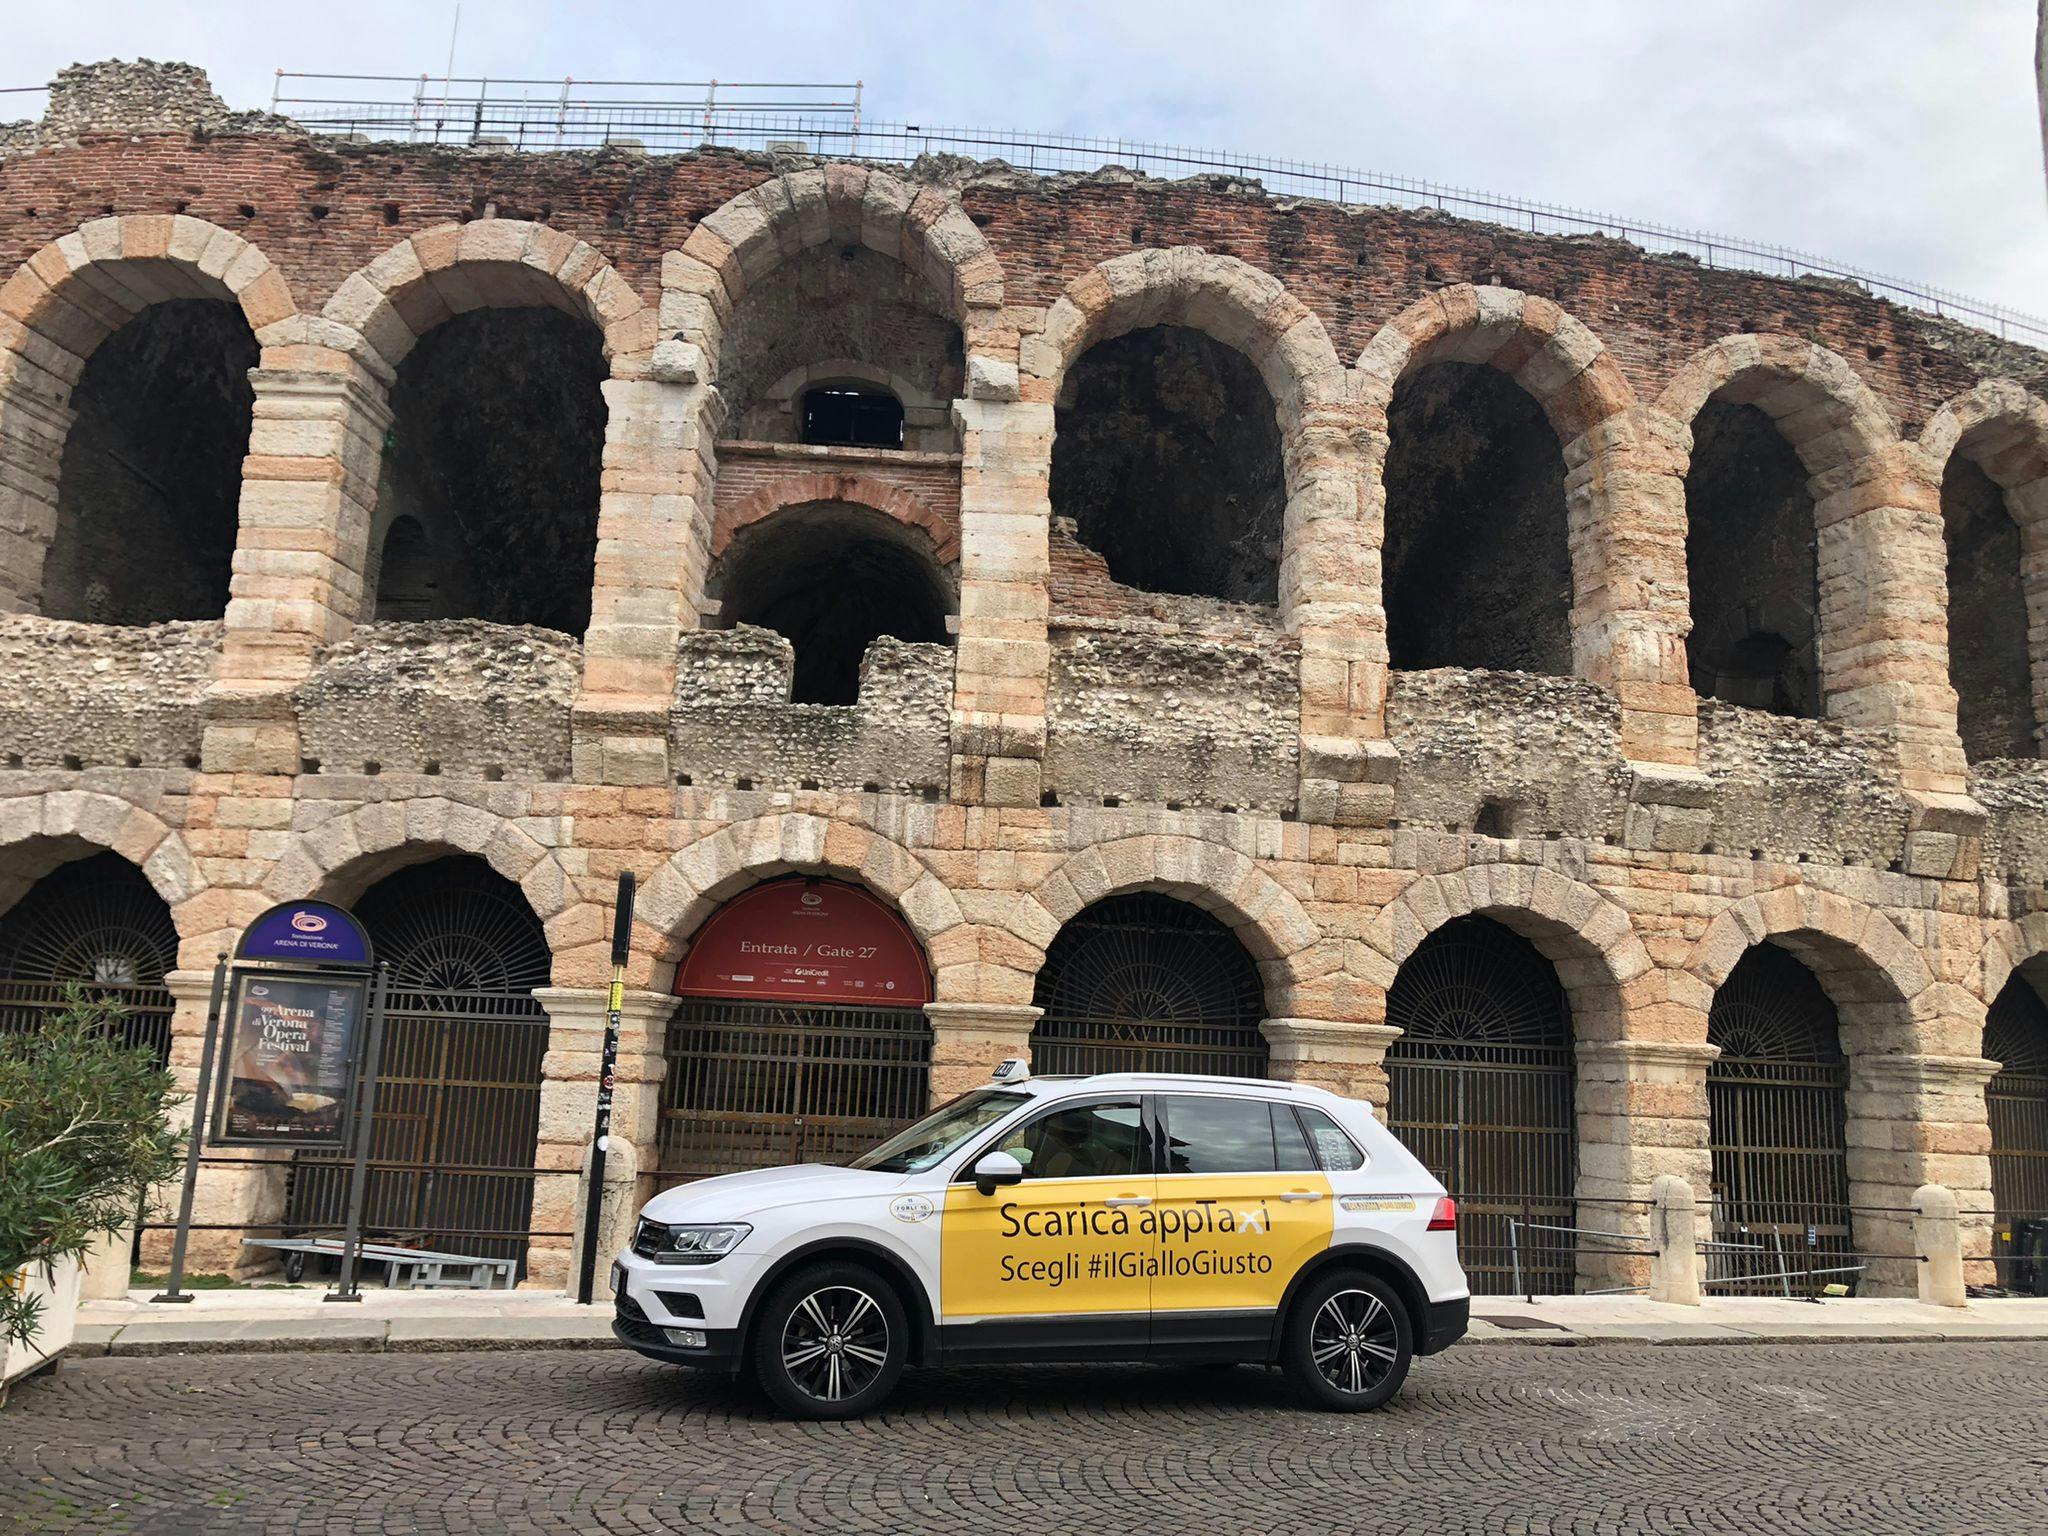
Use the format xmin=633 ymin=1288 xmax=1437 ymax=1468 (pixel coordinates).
xmin=0 ymin=992 xmax=182 ymax=1349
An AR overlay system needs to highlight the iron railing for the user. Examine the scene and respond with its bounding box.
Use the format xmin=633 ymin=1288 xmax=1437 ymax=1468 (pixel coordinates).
xmin=245 ymin=69 xmax=2048 ymax=346
xmin=1504 ymin=1200 xmax=1657 ymax=1301
xmin=1991 ymin=1208 xmax=2048 ymax=1295
xmin=0 ymin=977 xmax=173 ymax=1064
xmin=658 ymin=999 xmax=932 ymax=1181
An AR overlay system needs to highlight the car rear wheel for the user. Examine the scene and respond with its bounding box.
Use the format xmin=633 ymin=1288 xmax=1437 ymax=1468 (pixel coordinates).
xmin=749 ymin=1262 xmax=907 ymax=1419
xmin=1282 ymin=1271 xmax=1413 ymax=1411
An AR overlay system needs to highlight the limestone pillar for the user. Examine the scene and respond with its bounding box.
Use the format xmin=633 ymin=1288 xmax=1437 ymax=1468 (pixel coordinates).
xmin=1647 ymin=1174 xmax=1703 ymax=1305
xmin=204 ymin=358 xmax=390 ymax=774
xmin=527 ymin=987 xmax=679 ymax=1290
xmin=1261 ymin=1017 xmax=1401 ymax=1109
xmin=925 ymin=1002 xmax=1041 ymax=1103
xmin=0 ymin=385 xmax=71 ymax=613
xmin=1913 ymin=1183 xmax=1967 ymax=1308
xmin=1573 ymin=1039 xmax=1718 ymax=1291
xmin=1566 ymin=408 xmax=1699 ymax=769
xmin=572 ymin=369 xmax=719 ymax=787
xmin=1845 ymin=1052 xmax=1998 ymax=1292
xmin=949 ymin=397 xmax=1052 ymax=808
xmin=1289 ymin=388 xmax=1398 ymax=827
xmin=148 ymin=967 xmax=290 ymax=1277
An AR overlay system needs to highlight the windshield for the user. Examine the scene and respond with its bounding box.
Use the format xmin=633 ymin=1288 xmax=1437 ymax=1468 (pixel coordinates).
xmin=849 ymin=1089 xmax=1027 ymax=1173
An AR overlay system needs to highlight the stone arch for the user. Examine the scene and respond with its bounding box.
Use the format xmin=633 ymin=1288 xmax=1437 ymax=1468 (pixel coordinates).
xmin=639 ymin=811 xmax=967 ymax=994
xmin=1656 ymin=335 xmax=1896 ymax=475
xmin=745 ymin=357 xmax=951 ymax=450
xmin=0 ymin=215 xmax=294 ymax=615
xmin=1027 ymin=247 xmax=1346 ymax=431
xmin=1355 ymin=864 xmax=1655 ymax=1041
xmin=1978 ymin=911 xmax=2048 ymax=1028
xmin=713 ymin=471 xmax=958 ymax=565
xmin=1919 ymin=380 xmax=2048 ymax=759
xmin=260 ymin=797 xmax=573 ymax=976
xmin=1682 ymin=885 xmax=1935 ymax=1046
xmin=1356 ymin=285 xmax=1634 ymax=443
xmin=1358 ymin=286 xmax=1652 ymax=701
xmin=0 ymin=790 xmax=208 ymax=961
xmin=319 ymin=220 xmax=655 ymax=378
xmin=1014 ymin=834 xmax=1322 ymax=1018
xmin=669 ymin=167 xmax=1006 ymax=386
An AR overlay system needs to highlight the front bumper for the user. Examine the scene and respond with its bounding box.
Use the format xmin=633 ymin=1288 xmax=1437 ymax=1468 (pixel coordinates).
xmin=1418 ymin=1293 xmax=1469 ymax=1355
xmin=612 ymin=1290 xmax=744 ymax=1371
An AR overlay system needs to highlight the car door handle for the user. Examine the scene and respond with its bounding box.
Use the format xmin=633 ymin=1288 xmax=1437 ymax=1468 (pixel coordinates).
xmin=1103 ymin=1196 xmax=1153 ymax=1208
xmin=1280 ymin=1191 xmax=1324 ymax=1202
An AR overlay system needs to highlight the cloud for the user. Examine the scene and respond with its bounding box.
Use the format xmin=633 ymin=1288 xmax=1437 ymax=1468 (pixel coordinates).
xmin=8 ymin=0 xmax=2043 ymax=314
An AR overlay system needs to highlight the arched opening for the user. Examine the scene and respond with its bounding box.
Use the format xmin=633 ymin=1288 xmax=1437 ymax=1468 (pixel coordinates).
xmin=1382 ymin=362 xmax=1572 ymax=674
xmin=282 ymin=855 xmax=552 ymax=1275
xmin=719 ymin=245 xmax=963 ymax=451
xmin=1049 ymin=325 xmax=1284 ymax=606
xmin=1943 ymin=451 xmax=2034 ymax=761
xmin=372 ymin=308 xmax=606 ymax=635
xmin=1705 ymin=943 xmax=1852 ymax=1292
xmin=711 ymin=503 xmax=953 ymax=705
xmin=1986 ymin=970 xmax=2048 ymax=1288
xmin=369 ymin=515 xmax=438 ymax=622
xmin=801 ymin=384 xmax=904 ymax=449
xmin=1383 ymin=915 xmax=1575 ymax=1294
xmin=659 ymin=875 xmax=934 ymax=1180
xmin=1030 ymin=892 xmax=1268 ymax=1077
xmin=43 ymin=299 xmax=255 ymax=624
xmin=0 ymin=850 xmax=177 ymax=1064
xmin=1684 ymin=400 xmax=1821 ymax=716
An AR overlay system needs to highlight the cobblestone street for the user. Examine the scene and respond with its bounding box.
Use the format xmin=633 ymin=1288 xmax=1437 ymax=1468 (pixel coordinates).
xmin=4 ymin=1342 xmax=2044 ymax=1534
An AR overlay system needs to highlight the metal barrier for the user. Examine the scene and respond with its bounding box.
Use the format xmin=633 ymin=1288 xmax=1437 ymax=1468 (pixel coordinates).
xmin=1506 ymin=1214 xmax=1654 ymax=1302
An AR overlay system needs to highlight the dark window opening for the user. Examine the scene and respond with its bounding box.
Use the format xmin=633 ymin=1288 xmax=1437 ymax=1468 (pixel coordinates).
xmin=1383 ymin=362 xmax=1572 ymax=674
xmin=1685 ymin=400 xmax=1821 ymax=717
xmin=801 ymin=386 xmax=904 ymax=449
xmin=371 ymin=515 xmax=438 ymax=622
xmin=373 ymin=308 xmax=606 ymax=635
xmin=714 ymin=504 xmax=951 ymax=706
xmin=44 ymin=299 xmax=255 ymax=624
xmin=1049 ymin=325 xmax=1283 ymax=605
xmin=1943 ymin=452 xmax=2034 ymax=761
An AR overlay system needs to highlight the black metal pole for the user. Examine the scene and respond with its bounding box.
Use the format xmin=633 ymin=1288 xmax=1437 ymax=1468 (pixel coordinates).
xmin=152 ymin=955 xmax=231 ymax=1304
xmin=327 ymin=963 xmax=390 ymax=1303
xmin=577 ymin=872 xmax=635 ymax=1305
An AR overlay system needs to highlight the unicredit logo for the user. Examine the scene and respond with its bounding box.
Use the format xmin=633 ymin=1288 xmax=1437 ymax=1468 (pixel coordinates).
xmin=290 ymin=911 xmax=330 ymax=933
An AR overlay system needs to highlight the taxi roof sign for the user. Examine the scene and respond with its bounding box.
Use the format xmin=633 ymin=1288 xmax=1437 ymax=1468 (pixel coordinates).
xmin=990 ymin=1057 xmax=1030 ymax=1084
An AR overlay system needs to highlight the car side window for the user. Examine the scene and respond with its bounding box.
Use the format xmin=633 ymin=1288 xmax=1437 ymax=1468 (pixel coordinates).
xmin=1161 ymin=1094 xmax=1302 ymax=1175
xmin=993 ymin=1099 xmax=1144 ymax=1181
xmin=1272 ymin=1103 xmax=1318 ymax=1171
xmin=1296 ymin=1106 xmax=1366 ymax=1171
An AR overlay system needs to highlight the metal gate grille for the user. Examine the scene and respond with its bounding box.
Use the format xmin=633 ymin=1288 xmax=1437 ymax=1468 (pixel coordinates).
xmin=1987 ymin=975 xmax=2048 ymax=1284
xmin=1031 ymin=893 xmax=1268 ymax=1077
xmin=0 ymin=852 xmax=178 ymax=1064
xmin=1706 ymin=944 xmax=1853 ymax=1295
xmin=284 ymin=859 xmax=552 ymax=1271
xmin=658 ymin=1000 xmax=933 ymax=1179
xmin=1385 ymin=916 xmax=1576 ymax=1295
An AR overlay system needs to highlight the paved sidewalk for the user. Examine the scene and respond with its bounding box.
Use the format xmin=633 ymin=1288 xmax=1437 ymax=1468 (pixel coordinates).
xmin=67 ymin=1286 xmax=2048 ymax=1356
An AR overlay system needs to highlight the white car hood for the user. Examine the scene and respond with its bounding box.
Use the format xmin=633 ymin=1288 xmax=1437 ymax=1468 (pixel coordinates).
xmin=641 ymin=1162 xmax=907 ymax=1223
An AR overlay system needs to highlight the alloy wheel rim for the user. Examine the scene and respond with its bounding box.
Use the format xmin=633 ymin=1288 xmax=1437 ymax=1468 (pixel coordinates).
xmin=780 ymin=1285 xmax=890 ymax=1402
xmin=1309 ymin=1288 xmax=1398 ymax=1395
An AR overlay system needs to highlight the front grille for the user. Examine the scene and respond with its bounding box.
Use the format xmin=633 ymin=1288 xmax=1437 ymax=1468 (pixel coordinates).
xmin=655 ymin=1290 xmax=704 ymax=1320
xmin=632 ymin=1218 xmax=664 ymax=1258
xmin=614 ymin=1291 xmax=668 ymax=1347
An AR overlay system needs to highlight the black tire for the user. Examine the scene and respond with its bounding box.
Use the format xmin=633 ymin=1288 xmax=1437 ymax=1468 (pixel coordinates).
xmin=283 ymin=1252 xmax=307 ymax=1283
xmin=748 ymin=1262 xmax=908 ymax=1419
xmin=1281 ymin=1270 xmax=1413 ymax=1412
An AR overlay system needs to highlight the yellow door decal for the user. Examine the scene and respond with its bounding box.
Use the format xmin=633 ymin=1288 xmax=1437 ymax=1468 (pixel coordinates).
xmin=941 ymin=1177 xmax=1157 ymax=1318
xmin=1149 ymin=1173 xmax=1334 ymax=1312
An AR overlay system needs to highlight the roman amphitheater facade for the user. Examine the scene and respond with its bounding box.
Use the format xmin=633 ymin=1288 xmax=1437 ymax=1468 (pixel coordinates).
xmin=4 ymin=61 xmax=2047 ymax=1294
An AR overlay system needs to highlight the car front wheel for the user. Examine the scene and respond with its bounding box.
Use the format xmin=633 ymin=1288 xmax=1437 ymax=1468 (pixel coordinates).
xmin=1282 ymin=1271 xmax=1413 ymax=1411
xmin=749 ymin=1262 xmax=908 ymax=1418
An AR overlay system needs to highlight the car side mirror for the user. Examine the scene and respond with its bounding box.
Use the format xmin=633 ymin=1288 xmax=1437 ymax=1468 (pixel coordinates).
xmin=973 ymin=1150 xmax=1024 ymax=1197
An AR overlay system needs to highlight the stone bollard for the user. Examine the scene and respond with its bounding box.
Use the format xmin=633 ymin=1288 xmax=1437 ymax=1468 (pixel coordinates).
xmin=1913 ymin=1183 xmax=1967 ymax=1308
xmin=1648 ymin=1174 xmax=1702 ymax=1306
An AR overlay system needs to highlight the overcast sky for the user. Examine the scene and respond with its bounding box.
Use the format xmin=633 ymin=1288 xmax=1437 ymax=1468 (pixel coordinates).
xmin=9 ymin=2 xmax=2046 ymax=315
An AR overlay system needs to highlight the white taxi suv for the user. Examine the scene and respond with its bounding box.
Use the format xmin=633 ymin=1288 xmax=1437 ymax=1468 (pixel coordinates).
xmin=610 ymin=1063 xmax=1469 ymax=1417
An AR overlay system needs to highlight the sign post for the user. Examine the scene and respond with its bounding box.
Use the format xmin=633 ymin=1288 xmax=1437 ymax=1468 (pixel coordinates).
xmin=151 ymin=900 xmax=377 ymax=1300
xmin=577 ymin=871 xmax=634 ymax=1306
xmin=327 ymin=962 xmax=391 ymax=1303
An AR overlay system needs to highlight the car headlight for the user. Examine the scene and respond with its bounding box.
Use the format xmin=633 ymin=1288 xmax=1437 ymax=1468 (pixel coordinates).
xmin=646 ymin=1222 xmax=751 ymax=1265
